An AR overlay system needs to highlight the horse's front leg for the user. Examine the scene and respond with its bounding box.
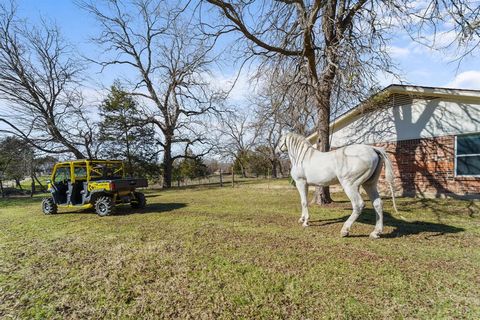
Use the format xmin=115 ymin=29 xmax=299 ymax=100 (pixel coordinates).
xmin=295 ymin=179 xmax=309 ymax=227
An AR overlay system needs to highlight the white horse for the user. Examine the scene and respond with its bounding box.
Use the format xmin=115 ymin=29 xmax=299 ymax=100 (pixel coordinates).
xmin=277 ymin=132 xmax=397 ymax=238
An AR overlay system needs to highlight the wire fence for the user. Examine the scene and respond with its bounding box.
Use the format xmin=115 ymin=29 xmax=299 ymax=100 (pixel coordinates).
xmin=157 ymin=172 xmax=287 ymax=189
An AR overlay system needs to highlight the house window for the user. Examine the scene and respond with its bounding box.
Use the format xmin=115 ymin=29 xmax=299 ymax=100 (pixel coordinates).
xmin=456 ymin=133 xmax=480 ymax=176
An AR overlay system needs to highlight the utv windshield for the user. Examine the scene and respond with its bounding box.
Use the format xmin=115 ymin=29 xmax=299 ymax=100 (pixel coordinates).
xmin=89 ymin=161 xmax=124 ymax=180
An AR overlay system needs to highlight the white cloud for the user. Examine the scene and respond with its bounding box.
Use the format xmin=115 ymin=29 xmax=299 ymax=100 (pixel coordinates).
xmin=446 ymin=70 xmax=480 ymax=89
xmin=387 ymin=45 xmax=410 ymax=58
xmin=207 ymin=68 xmax=261 ymax=104
xmin=81 ymin=86 xmax=107 ymax=105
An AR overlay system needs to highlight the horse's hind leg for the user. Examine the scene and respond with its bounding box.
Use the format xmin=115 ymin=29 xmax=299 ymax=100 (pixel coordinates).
xmin=363 ymin=183 xmax=384 ymax=239
xmin=340 ymin=184 xmax=365 ymax=237
xmin=295 ymin=179 xmax=309 ymax=227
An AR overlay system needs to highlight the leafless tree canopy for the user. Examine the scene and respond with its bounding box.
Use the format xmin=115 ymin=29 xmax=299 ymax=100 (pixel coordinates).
xmin=0 ymin=3 xmax=97 ymax=159
xmin=215 ymin=109 xmax=258 ymax=177
xmin=81 ymin=0 xmax=227 ymax=187
xmin=250 ymin=67 xmax=318 ymax=177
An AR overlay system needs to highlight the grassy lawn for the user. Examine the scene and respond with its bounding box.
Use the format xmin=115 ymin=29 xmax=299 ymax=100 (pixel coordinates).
xmin=1 ymin=180 xmax=479 ymax=319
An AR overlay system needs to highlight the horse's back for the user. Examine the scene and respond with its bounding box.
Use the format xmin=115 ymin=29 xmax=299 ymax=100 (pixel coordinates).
xmin=336 ymin=144 xmax=377 ymax=156
xmin=333 ymin=144 xmax=380 ymax=184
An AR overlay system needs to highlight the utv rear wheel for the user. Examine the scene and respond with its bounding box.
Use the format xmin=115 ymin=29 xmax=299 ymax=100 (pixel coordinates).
xmin=42 ymin=198 xmax=57 ymax=215
xmin=131 ymin=192 xmax=146 ymax=209
xmin=95 ymin=196 xmax=114 ymax=217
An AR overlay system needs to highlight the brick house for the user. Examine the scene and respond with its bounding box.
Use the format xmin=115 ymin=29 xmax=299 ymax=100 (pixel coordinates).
xmin=308 ymin=84 xmax=480 ymax=198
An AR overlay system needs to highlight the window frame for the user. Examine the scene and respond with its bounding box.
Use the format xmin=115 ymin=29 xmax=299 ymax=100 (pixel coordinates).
xmin=454 ymin=133 xmax=480 ymax=177
xmin=53 ymin=166 xmax=71 ymax=183
xmin=73 ymin=165 xmax=88 ymax=180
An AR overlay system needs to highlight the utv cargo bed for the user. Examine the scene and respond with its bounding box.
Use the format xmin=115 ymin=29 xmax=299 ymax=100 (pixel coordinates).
xmin=109 ymin=178 xmax=148 ymax=190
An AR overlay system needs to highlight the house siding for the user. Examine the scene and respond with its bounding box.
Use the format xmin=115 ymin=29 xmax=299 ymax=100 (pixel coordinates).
xmin=330 ymin=97 xmax=480 ymax=148
xmin=373 ymin=135 xmax=480 ymax=198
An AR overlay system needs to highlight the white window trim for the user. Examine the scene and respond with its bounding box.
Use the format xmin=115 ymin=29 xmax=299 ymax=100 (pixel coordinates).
xmin=454 ymin=134 xmax=480 ymax=177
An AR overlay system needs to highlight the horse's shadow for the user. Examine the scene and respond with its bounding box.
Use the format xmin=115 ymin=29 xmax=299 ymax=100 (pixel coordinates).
xmin=308 ymin=208 xmax=465 ymax=238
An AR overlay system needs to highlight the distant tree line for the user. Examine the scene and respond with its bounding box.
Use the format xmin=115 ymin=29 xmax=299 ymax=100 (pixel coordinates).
xmin=0 ymin=137 xmax=56 ymax=197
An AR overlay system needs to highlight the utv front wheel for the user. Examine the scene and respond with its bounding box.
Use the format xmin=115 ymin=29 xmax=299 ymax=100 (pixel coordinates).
xmin=131 ymin=192 xmax=146 ymax=209
xmin=42 ymin=198 xmax=57 ymax=215
xmin=95 ymin=196 xmax=114 ymax=217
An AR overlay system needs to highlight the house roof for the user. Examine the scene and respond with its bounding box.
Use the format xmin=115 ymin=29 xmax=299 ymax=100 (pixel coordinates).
xmin=307 ymin=84 xmax=480 ymax=142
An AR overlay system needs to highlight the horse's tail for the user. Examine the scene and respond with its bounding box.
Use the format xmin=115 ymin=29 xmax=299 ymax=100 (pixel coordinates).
xmin=372 ymin=147 xmax=398 ymax=214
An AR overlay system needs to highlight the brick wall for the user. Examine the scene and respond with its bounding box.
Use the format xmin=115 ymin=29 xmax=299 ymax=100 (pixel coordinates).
xmin=373 ymin=135 xmax=480 ymax=198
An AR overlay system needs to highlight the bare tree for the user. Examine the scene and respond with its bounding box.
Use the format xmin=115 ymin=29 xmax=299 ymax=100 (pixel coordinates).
xmin=215 ymin=110 xmax=258 ymax=178
xmin=82 ymin=0 xmax=226 ymax=188
xmin=204 ymin=0 xmax=480 ymax=204
xmin=0 ymin=3 xmax=97 ymax=159
xmin=252 ymin=68 xmax=317 ymax=178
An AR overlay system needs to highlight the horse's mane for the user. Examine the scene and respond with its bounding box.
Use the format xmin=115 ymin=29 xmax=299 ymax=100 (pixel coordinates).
xmin=285 ymin=133 xmax=314 ymax=165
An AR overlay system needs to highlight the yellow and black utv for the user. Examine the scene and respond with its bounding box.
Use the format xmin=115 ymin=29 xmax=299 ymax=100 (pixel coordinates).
xmin=41 ymin=160 xmax=148 ymax=216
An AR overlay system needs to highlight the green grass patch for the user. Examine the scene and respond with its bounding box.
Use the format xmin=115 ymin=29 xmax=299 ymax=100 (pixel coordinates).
xmin=1 ymin=180 xmax=479 ymax=318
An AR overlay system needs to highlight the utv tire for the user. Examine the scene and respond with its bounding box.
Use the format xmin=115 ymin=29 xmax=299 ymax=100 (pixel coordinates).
xmin=95 ymin=196 xmax=114 ymax=217
xmin=131 ymin=192 xmax=146 ymax=209
xmin=42 ymin=198 xmax=57 ymax=215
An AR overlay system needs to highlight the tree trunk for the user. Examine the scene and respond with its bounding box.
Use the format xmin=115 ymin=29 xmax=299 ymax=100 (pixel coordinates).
xmin=239 ymin=162 xmax=247 ymax=178
xmin=125 ymin=125 xmax=133 ymax=177
xmin=0 ymin=179 xmax=4 ymax=198
xmin=310 ymin=65 xmax=336 ymax=205
xmin=33 ymin=174 xmax=46 ymax=192
xmin=30 ymin=174 xmax=35 ymax=197
xmin=162 ymin=137 xmax=173 ymax=188
xmin=278 ymin=161 xmax=284 ymax=177
xmin=15 ymin=178 xmax=22 ymax=190
xmin=271 ymin=159 xmax=278 ymax=179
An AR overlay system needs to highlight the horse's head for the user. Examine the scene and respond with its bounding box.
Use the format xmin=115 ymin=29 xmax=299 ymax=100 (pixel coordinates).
xmin=276 ymin=134 xmax=289 ymax=154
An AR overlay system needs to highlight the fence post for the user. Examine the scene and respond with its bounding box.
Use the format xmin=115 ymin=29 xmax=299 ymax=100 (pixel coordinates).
xmin=0 ymin=179 xmax=4 ymax=198
xmin=219 ymin=169 xmax=223 ymax=187
xmin=231 ymin=167 xmax=234 ymax=188
xmin=30 ymin=174 xmax=35 ymax=197
xmin=267 ymin=167 xmax=270 ymax=189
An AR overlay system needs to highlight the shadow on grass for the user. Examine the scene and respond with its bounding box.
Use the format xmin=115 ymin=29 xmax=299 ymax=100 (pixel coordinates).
xmin=50 ymin=202 xmax=187 ymax=216
xmin=116 ymin=202 xmax=187 ymax=215
xmin=308 ymin=209 xmax=465 ymax=238
xmin=399 ymin=198 xmax=480 ymax=218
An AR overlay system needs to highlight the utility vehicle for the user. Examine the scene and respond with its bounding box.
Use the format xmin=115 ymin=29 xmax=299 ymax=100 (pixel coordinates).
xmin=42 ymin=160 xmax=148 ymax=216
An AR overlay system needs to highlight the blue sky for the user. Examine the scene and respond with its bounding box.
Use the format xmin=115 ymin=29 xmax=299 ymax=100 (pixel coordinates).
xmin=16 ymin=0 xmax=480 ymax=102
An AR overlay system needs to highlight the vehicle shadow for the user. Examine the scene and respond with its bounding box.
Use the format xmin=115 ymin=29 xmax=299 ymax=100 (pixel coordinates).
xmin=114 ymin=202 xmax=187 ymax=216
xmin=307 ymin=208 xmax=465 ymax=238
xmin=54 ymin=202 xmax=187 ymax=216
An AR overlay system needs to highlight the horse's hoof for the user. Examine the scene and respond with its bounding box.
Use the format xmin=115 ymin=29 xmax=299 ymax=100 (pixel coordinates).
xmin=302 ymin=222 xmax=309 ymax=228
xmin=369 ymin=232 xmax=380 ymax=239
xmin=298 ymin=218 xmax=304 ymax=224
xmin=340 ymin=230 xmax=349 ymax=237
